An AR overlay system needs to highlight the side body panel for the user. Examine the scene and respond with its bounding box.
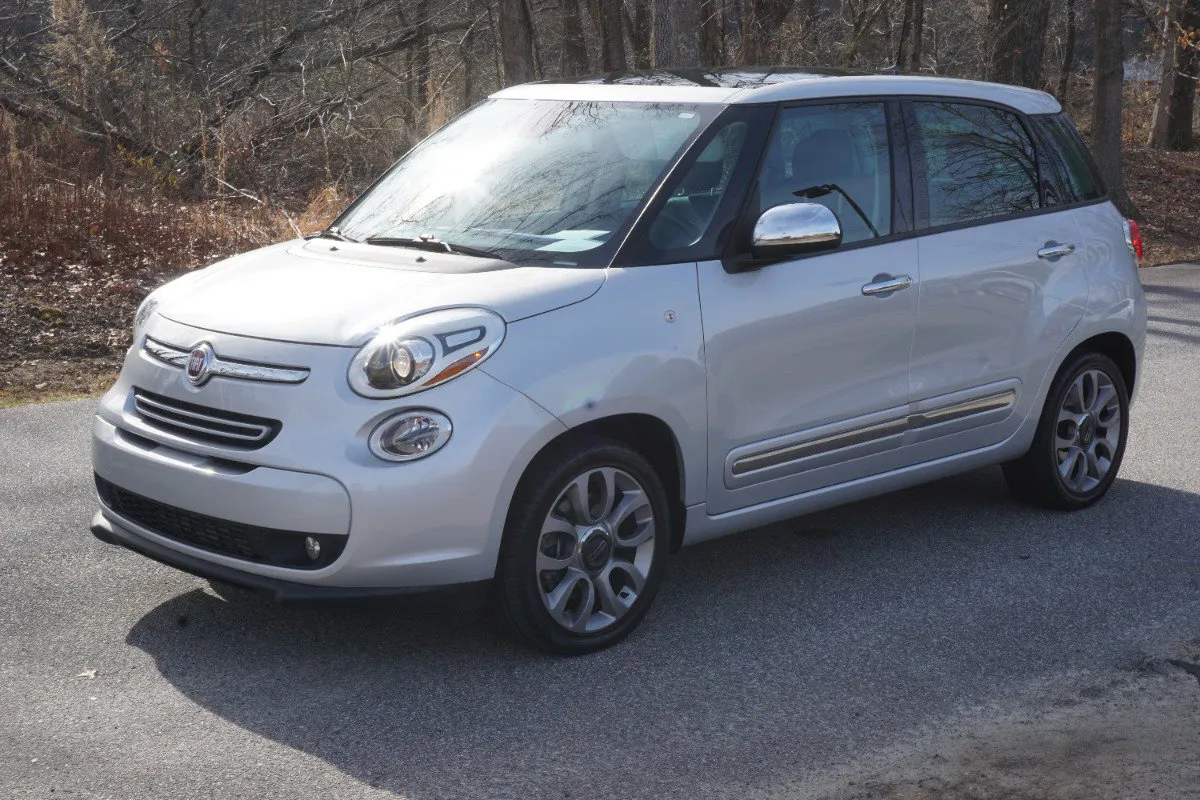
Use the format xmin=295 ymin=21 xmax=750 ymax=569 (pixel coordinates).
xmin=902 ymin=210 xmax=1090 ymax=463
xmin=696 ymin=242 xmax=920 ymax=515
xmin=1071 ymin=201 xmax=1147 ymax=397
xmin=479 ymin=263 xmax=709 ymax=506
xmin=683 ymin=201 xmax=1144 ymax=546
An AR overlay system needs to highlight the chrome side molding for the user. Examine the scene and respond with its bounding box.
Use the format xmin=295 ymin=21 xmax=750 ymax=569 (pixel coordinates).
xmin=142 ymin=337 xmax=310 ymax=385
xmin=731 ymin=389 xmax=1017 ymax=477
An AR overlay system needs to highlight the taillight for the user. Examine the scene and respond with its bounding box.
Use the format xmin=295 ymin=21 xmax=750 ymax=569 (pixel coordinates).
xmin=1123 ymin=219 xmax=1143 ymax=264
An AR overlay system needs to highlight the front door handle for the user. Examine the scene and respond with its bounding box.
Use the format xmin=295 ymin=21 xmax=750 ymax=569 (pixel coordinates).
xmin=861 ymin=274 xmax=913 ymax=297
xmin=1037 ymin=242 xmax=1076 ymax=260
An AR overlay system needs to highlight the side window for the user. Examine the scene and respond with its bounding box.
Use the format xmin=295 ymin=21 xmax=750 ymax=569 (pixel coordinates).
xmin=645 ymin=120 xmax=750 ymax=252
xmin=1032 ymin=113 xmax=1104 ymax=206
xmin=758 ymin=103 xmax=892 ymax=245
xmin=913 ymin=102 xmax=1039 ymax=228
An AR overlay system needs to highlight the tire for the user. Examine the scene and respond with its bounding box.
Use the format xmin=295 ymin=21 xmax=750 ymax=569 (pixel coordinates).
xmin=1003 ymin=351 xmax=1130 ymax=510
xmin=495 ymin=436 xmax=671 ymax=654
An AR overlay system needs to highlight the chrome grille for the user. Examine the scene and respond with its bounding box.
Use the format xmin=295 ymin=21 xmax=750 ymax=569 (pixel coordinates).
xmin=132 ymin=389 xmax=280 ymax=449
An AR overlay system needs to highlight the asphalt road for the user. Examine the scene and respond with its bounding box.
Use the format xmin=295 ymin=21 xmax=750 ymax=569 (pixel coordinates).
xmin=3 ymin=265 xmax=1199 ymax=800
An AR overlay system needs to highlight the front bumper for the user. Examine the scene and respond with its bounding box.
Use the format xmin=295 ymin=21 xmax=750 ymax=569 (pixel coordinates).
xmin=91 ymin=511 xmax=490 ymax=604
xmin=92 ymin=315 xmax=567 ymax=592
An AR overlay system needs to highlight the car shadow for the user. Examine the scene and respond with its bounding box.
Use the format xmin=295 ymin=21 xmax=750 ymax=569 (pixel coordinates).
xmin=125 ymin=469 xmax=1200 ymax=799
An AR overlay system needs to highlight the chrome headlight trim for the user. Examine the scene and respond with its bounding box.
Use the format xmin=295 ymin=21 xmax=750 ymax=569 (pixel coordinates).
xmin=348 ymin=307 xmax=506 ymax=399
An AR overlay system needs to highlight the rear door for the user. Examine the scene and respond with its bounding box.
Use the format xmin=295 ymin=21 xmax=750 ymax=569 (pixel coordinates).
xmin=902 ymin=100 xmax=1090 ymax=462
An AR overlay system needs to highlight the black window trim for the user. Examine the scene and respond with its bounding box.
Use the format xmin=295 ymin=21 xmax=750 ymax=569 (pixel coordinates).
xmin=1026 ymin=111 xmax=1109 ymax=205
xmin=617 ymin=94 xmax=1113 ymax=271
xmin=901 ymin=96 xmax=1111 ymax=240
xmin=612 ymin=103 xmax=776 ymax=268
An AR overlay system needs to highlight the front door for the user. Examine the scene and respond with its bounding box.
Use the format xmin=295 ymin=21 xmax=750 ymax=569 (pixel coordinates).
xmin=699 ymin=101 xmax=920 ymax=516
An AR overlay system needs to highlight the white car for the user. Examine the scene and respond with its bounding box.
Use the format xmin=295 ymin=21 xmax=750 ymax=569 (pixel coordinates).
xmin=91 ymin=69 xmax=1147 ymax=653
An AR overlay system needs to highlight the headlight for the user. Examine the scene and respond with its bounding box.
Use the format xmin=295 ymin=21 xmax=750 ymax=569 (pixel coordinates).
xmin=348 ymin=307 xmax=506 ymax=398
xmin=132 ymin=294 xmax=160 ymax=342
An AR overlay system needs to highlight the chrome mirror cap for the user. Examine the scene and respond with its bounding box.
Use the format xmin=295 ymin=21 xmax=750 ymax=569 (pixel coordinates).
xmin=751 ymin=202 xmax=842 ymax=259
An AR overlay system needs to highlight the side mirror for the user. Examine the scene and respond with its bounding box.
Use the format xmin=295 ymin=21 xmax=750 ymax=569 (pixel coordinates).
xmin=751 ymin=202 xmax=842 ymax=260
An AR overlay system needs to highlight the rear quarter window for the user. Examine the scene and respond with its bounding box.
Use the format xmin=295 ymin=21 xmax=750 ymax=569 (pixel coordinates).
xmin=1031 ymin=113 xmax=1105 ymax=206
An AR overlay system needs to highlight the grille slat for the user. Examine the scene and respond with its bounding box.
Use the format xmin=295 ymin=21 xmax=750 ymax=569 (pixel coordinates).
xmin=132 ymin=389 xmax=280 ymax=449
xmin=95 ymin=476 xmax=344 ymax=569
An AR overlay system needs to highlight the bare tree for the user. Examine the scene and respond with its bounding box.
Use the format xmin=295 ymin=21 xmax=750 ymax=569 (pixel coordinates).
xmin=1055 ymin=0 xmax=1077 ymax=102
xmin=625 ymin=0 xmax=652 ymax=68
xmin=652 ymin=0 xmax=701 ymax=68
xmin=590 ymin=0 xmax=628 ymax=72
xmin=700 ymin=0 xmax=726 ymax=66
xmin=559 ymin=0 xmax=589 ymax=76
xmin=499 ymin=0 xmax=539 ymax=84
xmin=1148 ymin=0 xmax=1200 ymax=150
xmin=988 ymin=0 xmax=1052 ymax=88
xmin=895 ymin=0 xmax=924 ymax=71
xmin=1091 ymin=0 xmax=1138 ymax=217
xmin=741 ymin=0 xmax=795 ymax=64
xmin=841 ymin=0 xmax=892 ymax=67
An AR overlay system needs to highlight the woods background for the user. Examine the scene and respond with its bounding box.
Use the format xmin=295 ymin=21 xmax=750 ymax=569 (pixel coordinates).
xmin=1 ymin=0 xmax=1198 ymax=402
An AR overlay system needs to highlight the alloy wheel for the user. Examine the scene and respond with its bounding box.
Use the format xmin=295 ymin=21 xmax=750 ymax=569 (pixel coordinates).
xmin=1055 ymin=368 xmax=1122 ymax=495
xmin=536 ymin=467 xmax=656 ymax=634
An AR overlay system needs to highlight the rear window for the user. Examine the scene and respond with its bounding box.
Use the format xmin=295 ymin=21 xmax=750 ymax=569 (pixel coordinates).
xmin=1031 ymin=113 xmax=1105 ymax=206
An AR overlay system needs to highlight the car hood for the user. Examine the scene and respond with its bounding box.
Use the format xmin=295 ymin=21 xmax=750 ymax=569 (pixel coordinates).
xmin=156 ymin=238 xmax=606 ymax=346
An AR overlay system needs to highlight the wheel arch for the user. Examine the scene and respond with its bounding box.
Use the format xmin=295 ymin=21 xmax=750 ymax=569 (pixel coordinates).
xmin=1068 ymin=331 xmax=1137 ymax=394
xmin=518 ymin=413 xmax=689 ymax=553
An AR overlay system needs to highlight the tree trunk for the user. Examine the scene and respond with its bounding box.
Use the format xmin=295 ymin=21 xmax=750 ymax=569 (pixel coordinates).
xmin=1148 ymin=0 xmax=1200 ymax=150
xmin=1055 ymin=0 xmax=1076 ymax=103
xmin=909 ymin=0 xmax=924 ymax=70
xmin=896 ymin=0 xmax=914 ymax=70
xmin=559 ymin=0 xmax=590 ymax=77
xmin=988 ymin=0 xmax=1053 ymax=88
xmin=625 ymin=0 xmax=652 ymax=69
xmin=740 ymin=0 xmax=795 ymax=65
xmin=700 ymin=0 xmax=725 ymax=66
xmin=591 ymin=0 xmax=628 ymax=72
xmin=498 ymin=0 xmax=539 ymax=85
xmin=653 ymin=0 xmax=701 ymax=68
xmin=1091 ymin=0 xmax=1138 ymax=217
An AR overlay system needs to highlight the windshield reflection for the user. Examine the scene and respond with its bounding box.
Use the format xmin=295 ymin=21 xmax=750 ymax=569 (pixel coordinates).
xmin=335 ymin=99 xmax=718 ymax=267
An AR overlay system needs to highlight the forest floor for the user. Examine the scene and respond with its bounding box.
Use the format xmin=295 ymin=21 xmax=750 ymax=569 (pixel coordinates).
xmin=1 ymin=145 xmax=1198 ymax=407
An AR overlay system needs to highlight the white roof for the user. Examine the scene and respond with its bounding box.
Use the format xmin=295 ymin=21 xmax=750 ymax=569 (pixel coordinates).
xmin=491 ymin=70 xmax=1061 ymax=115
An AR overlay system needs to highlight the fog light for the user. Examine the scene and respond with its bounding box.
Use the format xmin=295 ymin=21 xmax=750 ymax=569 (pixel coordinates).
xmin=304 ymin=536 xmax=321 ymax=561
xmin=369 ymin=410 xmax=453 ymax=462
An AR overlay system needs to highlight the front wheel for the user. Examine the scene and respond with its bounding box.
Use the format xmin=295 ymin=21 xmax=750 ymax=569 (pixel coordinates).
xmin=1003 ymin=351 xmax=1130 ymax=510
xmin=495 ymin=437 xmax=670 ymax=654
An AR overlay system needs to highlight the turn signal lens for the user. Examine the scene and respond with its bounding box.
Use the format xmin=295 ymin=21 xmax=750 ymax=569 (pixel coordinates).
xmin=369 ymin=410 xmax=453 ymax=462
xmin=427 ymin=349 xmax=488 ymax=386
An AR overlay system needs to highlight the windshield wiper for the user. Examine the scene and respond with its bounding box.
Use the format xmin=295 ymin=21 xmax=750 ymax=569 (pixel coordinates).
xmin=309 ymin=226 xmax=359 ymax=243
xmin=364 ymin=236 xmax=498 ymax=260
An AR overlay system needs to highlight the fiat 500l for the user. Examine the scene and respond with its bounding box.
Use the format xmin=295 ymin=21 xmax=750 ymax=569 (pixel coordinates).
xmin=91 ymin=69 xmax=1146 ymax=654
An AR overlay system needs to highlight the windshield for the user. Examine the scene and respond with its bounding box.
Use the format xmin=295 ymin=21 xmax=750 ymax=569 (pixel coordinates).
xmin=333 ymin=99 xmax=720 ymax=267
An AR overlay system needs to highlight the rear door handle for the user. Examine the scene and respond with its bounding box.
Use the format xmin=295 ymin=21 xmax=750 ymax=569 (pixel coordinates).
xmin=1037 ymin=243 xmax=1076 ymax=260
xmin=861 ymin=274 xmax=913 ymax=297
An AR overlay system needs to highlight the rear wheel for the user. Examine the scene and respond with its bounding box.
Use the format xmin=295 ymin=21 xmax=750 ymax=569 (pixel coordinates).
xmin=1003 ymin=351 xmax=1129 ymax=510
xmin=495 ymin=437 xmax=669 ymax=654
